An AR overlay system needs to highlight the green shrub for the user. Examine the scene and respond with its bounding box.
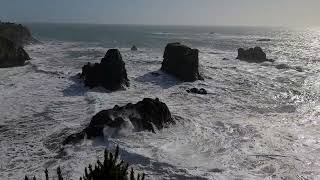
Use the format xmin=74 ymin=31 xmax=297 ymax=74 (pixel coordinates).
xmin=25 ymin=146 xmax=145 ymax=180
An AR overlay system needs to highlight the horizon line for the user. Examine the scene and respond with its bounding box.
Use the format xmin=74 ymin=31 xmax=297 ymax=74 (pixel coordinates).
xmin=4 ymin=20 xmax=315 ymax=29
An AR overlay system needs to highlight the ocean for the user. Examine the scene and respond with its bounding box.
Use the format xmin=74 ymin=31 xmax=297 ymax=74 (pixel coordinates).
xmin=1 ymin=23 xmax=320 ymax=179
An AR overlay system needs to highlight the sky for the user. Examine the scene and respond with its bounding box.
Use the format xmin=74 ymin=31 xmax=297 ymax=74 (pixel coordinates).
xmin=1 ymin=0 xmax=320 ymax=27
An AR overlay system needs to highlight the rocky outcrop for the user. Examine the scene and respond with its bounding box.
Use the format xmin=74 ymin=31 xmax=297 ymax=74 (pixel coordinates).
xmin=161 ymin=42 xmax=203 ymax=81
xmin=236 ymin=47 xmax=274 ymax=63
xmin=0 ymin=36 xmax=30 ymax=68
xmin=131 ymin=45 xmax=138 ymax=51
xmin=63 ymin=98 xmax=175 ymax=144
xmin=81 ymin=49 xmax=129 ymax=91
xmin=0 ymin=22 xmax=38 ymax=46
xmin=186 ymin=88 xmax=207 ymax=95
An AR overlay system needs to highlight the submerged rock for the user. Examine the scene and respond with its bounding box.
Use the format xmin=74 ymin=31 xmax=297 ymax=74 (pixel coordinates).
xmin=0 ymin=22 xmax=38 ymax=46
xmin=275 ymin=64 xmax=290 ymax=70
xmin=81 ymin=49 xmax=129 ymax=91
xmin=237 ymin=47 xmax=273 ymax=63
xmin=294 ymin=66 xmax=303 ymax=72
xmin=63 ymin=98 xmax=175 ymax=144
xmin=257 ymin=38 xmax=271 ymax=42
xmin=161 ymin=42 xmax=203 ymax=81
xmin=275 ymin=64 xmax=303 ymax=72
xmin=151 ymin=72 xmax=161 ymax=77
xmin=0 ymin=36 xmax=30 ymax=68
xmin=186 ymin=88 xmax=207 ymax=95
xmin=131 ymin=45 xmax=138 ymax=51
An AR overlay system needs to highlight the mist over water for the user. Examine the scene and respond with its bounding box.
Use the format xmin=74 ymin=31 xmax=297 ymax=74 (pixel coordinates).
xmin=1 ymin=23 xmax=320 ymax=179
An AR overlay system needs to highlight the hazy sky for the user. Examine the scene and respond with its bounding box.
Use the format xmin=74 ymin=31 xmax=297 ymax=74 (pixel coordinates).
xmin=1 ymin=0 xmax=320 ymax=27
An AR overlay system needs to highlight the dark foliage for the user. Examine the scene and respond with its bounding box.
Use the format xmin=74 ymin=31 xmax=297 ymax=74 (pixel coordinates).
xmin=25 ymin=146 xmax=145 ymax=180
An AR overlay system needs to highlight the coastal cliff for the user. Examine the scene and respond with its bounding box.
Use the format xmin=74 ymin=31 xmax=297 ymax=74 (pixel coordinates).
xmin=0 ymin=22 xmax=38 ymax=46
xmin=0 ymin=36 xmax=30 ymax=68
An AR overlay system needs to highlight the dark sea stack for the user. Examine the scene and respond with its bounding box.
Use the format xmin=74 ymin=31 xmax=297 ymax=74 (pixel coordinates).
xmin=63 ymin=98 xmax=175 ymax=144
xmin=0 ymin=36 xmax=30 ymax=68
xmin=186 ymin=88 xmax=207 ymax=95
xmin=131 ymin=45 xmax=138 ymax=51
xmin=0 ymin=22 xmax=38 ymax=46
xmin=81 ymin=49 xmax=129 ymax=91
xmin=237 ymin=47 xmax=273 ymax=63
xmin=161 ymin=42 xmax=203 ymax=81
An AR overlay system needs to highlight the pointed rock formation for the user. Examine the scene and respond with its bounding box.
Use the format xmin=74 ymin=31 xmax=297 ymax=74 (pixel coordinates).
xmin=81 ymin=49 xmax=129 ymax=91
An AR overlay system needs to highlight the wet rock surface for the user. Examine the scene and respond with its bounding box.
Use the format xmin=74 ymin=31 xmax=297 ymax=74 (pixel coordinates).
xmin=63 ymin=98 xmax=175 ymax=144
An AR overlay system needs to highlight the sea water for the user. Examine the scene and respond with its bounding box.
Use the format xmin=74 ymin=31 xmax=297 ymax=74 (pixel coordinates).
xmin=1 ymin=23 xmax=320 ymax=179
